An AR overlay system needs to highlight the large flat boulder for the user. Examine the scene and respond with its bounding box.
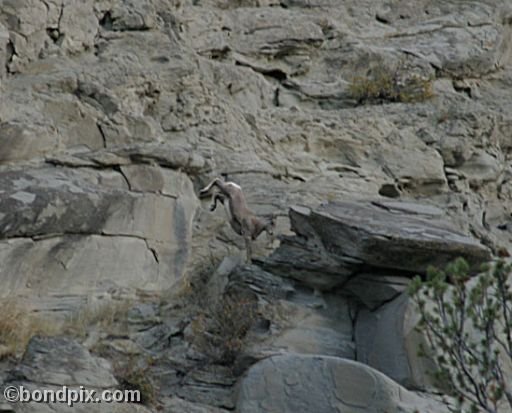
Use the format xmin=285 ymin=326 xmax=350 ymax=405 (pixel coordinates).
xmin=236 ymin=354 xmax=448 ymax=413
xmin=297 ymin=200 xmax=491 ymax=272
xmin=263 ymin=200 xmax=491 ymax=290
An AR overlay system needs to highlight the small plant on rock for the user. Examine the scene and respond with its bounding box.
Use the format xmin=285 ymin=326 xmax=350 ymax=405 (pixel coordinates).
xmin=113 ymin=357 xmax=156 ymax=405
xmin=409 ymin=258 xmax=512 ymax=413
xmin=349 ymin=64 xmax=433 ymax=105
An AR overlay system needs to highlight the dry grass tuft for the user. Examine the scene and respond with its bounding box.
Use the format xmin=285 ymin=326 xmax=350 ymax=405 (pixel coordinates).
xmin=63 ymin=299 xmax=133 ymax=338
xmin=0 ymin=297 xmax=135 ymax=359
xmin=161 ymin=258 xmax=220 ymax=310
xmin=0 ymin=299 xmax=59 ymax=360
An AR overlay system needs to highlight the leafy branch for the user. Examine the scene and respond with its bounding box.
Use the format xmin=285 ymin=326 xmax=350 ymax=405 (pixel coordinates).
xmin=409 ymin=258 xmax=512 ymax=413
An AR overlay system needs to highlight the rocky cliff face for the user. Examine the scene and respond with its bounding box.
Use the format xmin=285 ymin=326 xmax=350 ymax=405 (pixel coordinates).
xmin=0 ymin=0 xmax=511 ymax=412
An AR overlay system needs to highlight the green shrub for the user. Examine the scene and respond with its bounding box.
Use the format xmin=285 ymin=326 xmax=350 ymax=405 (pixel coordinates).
xmin=409 ymin=258 xmax=512 ymax=413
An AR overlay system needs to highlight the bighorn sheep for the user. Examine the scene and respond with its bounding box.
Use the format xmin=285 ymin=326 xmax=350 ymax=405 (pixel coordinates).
xmin=200 ymin=177 xmax=276 ymax=262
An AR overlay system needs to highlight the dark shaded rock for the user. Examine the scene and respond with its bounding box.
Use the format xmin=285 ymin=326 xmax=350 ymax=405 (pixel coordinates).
xmin=226 ymin=263 xmax=296 ymax=300
xmin=355 ymin=293 xmax=437 ymax=391
xmin=176 ymin=366 xmax=236 ymax=410
xmin=219 ymin=260 xmax=355 ymax=361
xmin=344 ymin=273 xmax=410 ymax=310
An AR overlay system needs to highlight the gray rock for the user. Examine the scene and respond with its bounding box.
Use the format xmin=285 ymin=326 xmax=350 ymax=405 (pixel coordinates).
xmin=0 ymin=22 xmax=8 ymax=80
xmin=126 ymin=302 xmax=160 ymax=326
xmin=311 ymin=201 xmax=486 ymax=270
xmin=162 ymin=396 xmax=230 ymax=413
xmin=7 ymin=336 xmax=117 ymax=388
xmin=104 ymin=0 xmax=160 ymax=32
xmin=176 ymin=366 xmax=236 ymax=410
xmin=260 ymin=232 xmax=356 ymax=290
xmin=268 ymin=314 xmax=354 ymax=359
xmin=43 ymin=97 xmax=105 ymax=151
xmin=0 ymin=0 xmax=98 ymax=73
xmin=0 ymin=166 xmax=198 ymax=312
xmin=0 ymin=121 xmax=57 ymax=164
xmin=205 ymin=255 xmax=243 ymax=304
xmin=457 ymin=150 xmax=503 ymax=187
xmin=236 ymin=354 xmax=449 ymax=413
xmin=0 ymin=235 xmax=159 ymax=300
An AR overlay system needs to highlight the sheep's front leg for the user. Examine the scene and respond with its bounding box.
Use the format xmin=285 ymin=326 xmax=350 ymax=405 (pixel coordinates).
xmin=244 ymin=236 xmax=253 ymax=263
xmin=199 ymin=178 xmax=222 ymax=197
xmin=210 ymin=192 xmax=225 ymax=212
